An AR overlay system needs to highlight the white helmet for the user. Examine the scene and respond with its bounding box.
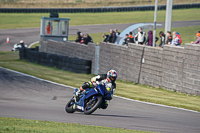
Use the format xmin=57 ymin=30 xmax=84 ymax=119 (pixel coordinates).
xmin=107 ymin=70 xmax=117 ymax=82
xmin=20 ymin=40 xmax=24 ymax=43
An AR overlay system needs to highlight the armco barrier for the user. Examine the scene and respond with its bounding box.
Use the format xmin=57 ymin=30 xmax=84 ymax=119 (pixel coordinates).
xmin=0 ymin=3 xmax=200 ymax=13
xmin=19 ymin=48 xmax=91 ymax=74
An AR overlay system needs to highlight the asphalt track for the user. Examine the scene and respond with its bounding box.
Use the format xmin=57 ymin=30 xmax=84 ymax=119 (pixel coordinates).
xmin=0 ymin=67 xmax=200 ymax=133
xmin=0 ymin=20 xmax=200 ymax=51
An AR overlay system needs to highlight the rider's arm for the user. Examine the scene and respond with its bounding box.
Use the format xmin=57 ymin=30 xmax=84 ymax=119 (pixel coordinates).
xmin=111 ymin=83 xmax=116 ymax=95
xmin=81 ymin=82 xmax=94 ymax=90
xmin=91 ymin=74 xmax=107 ymax=82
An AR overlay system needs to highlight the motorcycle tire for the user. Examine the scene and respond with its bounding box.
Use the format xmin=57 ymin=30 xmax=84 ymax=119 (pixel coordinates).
xmin=65 ymin=98 xmax=75 ymax=113
xmin=84 ymin=95 xmax=103 ymax=115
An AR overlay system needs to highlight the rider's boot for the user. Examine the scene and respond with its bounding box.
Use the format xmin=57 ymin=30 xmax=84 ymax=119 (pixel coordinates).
xmin=73 ymin=87 xmax=84 ymax=101
xmin=101 ymin=100 xmax=108 ymax=109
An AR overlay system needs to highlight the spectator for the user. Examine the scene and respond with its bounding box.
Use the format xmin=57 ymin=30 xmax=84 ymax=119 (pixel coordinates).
xmin=128 ymin=32 xmax=134 ymax=43
xmin=135 ymin=27 xmax=146 ymax=45
xmin=82 ymin=34 xmax=93 ymax=45
xmin=122 ymin=34 xmax=129 ymax=46
xmin=102 ymin=33 xmax=109 ymax=42
xmin=191 ymin=31 xmax=200 ymax=44
xmin=166 ymin=31 xmax=172 ymax=45
xmin=75 ymin=31 xmax=82 ymax=43
xmin=107 ymin=29 xmax=117 ymax=43
xmin=173 ymin=31 xmax=182 ymax=45
xmin=171 ymin=34 xmax=180 ymax=46
xmin=145 ymin=30 xmax=153 ymax=46
xmin=46 ymin=22 xmax=52 ymax=34
xmin=114 ymin=29 xmax=120 ymax=37
xmin=80 ymin=33 xmax=84 ymax=43
xmin=159 ymin=31 xmax=165 ymax=48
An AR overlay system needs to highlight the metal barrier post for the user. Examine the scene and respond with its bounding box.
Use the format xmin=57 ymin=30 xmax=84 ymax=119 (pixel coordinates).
xmin=94 ymin=45 xmax=100 ymax=75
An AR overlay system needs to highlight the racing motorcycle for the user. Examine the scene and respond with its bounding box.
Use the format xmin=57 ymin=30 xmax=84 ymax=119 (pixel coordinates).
xmin=12 ymin=41 xmax=27 ymax=51
xmin=65 ymin=84 xmax=112 ymax=115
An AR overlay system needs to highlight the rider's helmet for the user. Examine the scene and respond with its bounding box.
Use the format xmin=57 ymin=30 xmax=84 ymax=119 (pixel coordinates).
xmin=20 ymin=40 xmax=24 ymax=44
xmin=107 ymin=70 xmax=117 ymax=82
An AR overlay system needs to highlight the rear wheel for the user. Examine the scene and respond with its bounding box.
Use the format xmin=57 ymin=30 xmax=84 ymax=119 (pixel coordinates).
xmin=84 ymin=96 xmax=103 ymax=115
xmin=65 ymin=98 xmax=75 ymax=113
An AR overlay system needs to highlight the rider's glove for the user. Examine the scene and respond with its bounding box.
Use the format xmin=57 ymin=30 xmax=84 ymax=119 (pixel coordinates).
xmin=82 ymin=82 xmax=90 ymax=89
xmin=92 ymin=81 xmax=97 ymax=86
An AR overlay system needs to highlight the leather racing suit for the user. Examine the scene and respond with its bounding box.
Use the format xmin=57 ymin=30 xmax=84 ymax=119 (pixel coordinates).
xmin=80 ymin=74 xmax=116 ymax=109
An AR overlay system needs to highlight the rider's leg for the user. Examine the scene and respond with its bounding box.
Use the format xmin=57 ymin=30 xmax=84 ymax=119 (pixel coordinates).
xmin=75 ymin=82 xmax=92 ymax=96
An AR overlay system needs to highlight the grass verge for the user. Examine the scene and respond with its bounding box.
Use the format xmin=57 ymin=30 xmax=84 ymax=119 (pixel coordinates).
xmin=29 ymin=42 xmax=39 ymax=48
xmin=0 ymin=51 xmax=200 ymax=112
xmin=0 ymin=8 xmax=199 ymax=29
xmin=0 ymin=117 xmax=153 ymax=133
xmin=69 ymin=25 xmax=200 ymax=45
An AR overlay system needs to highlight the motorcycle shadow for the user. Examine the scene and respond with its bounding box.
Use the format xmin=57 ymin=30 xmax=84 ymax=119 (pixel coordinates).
xmin=91 ymin=113 xmax=149 ymax=119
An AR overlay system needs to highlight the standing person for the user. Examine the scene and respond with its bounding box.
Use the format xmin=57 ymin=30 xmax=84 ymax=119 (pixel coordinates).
xmin=128 ymin=32 xmax=134 ymax=43
xmin=191 ymin=31 xmax=200 ymax=44
xmin=135 ymin=27 xmax=146 ymax=45
xmin=79 ymin=33 xmax=84 ymax=43
xmin=114 ymin=29 xmax=120 ymax=37
xmin=81 ymin=34 xmax=93 ymax=45
xmin=107 ymin=29 xmax=116 ymax=43
xmin=171 ymin=34 xmax=180 ymax=46
xmin=75 ymin=31 xmax=82 ymax=43
xmin=173 ymin=31 xmax=182 ymax=45
xmin=166 ymin=31 xmax=172 ymax=45
xmin=122 ymin=34 xmax=130 ymax=46
xmin=159 ymin=31 xmax=165 ymax=48
xmin=46 ymin=22 xmax=52 ymax=34
xmin=145 ymin=30 xmax=153 ymax=46
xmin=102 ymin=33 xmax=109 ymax=42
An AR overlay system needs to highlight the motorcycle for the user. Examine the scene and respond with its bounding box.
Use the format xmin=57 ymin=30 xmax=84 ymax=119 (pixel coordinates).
xmin=12 ymin=43 xmax=27 ymax=51
xmin=65 ymin=84 xmax=112 ymax=115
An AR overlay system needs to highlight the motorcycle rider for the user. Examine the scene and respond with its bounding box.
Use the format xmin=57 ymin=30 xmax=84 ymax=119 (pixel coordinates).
xmin=75 ymin=70 xmax=117 ymax=109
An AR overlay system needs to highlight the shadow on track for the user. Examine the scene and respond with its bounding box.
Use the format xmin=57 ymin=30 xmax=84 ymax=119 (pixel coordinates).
xmin=91 ymin=113 xmax=150 ymax=119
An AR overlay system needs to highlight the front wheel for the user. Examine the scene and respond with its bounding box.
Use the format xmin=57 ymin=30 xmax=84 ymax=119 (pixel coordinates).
xmin=65 ymin=98 xmax=75 ymax=113
xmin=84 ymin=96 xmax=103 ymax=115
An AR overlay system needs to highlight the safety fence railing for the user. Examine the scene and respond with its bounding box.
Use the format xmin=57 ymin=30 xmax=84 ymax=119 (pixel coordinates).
xmin=0 ymin=3 xmax=200 ymax=13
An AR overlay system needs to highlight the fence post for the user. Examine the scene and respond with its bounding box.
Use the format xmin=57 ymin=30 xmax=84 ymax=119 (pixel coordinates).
xmin=94 ymin=45 xmax=100 ymax=75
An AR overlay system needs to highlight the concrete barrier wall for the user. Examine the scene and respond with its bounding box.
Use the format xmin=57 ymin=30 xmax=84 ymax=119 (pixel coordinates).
xmin=161 ymin=45 xmax=185 ymax=92
xmin=140 ymin=47 xmax=163 ymax=87
xmin=182 ymin=44 xmax=200 ymax=95
xmin=39 ymin=40 xmax=200 ymax=95
xmin=99 ymin=42 xmax=144 ymax=83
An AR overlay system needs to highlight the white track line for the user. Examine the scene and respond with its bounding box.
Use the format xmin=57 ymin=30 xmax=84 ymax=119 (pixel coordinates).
xmin=28 ymin=41 xmax=39 ymax=48
xmin=0 ymin=66 xmax=199 ymax=114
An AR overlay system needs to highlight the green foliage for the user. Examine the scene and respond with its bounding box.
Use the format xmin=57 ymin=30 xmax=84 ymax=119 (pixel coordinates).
xmin=30 ymin=42 xmax=39 ymax=48
xmin=0 ymin=8 xmax=199 ymax=29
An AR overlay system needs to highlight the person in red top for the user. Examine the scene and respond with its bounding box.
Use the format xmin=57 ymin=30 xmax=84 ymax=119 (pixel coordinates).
xmin=173 ymin=31 xmax=182 ymax=45
xmin=46 ymin=22 xmax=52 ymax=34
